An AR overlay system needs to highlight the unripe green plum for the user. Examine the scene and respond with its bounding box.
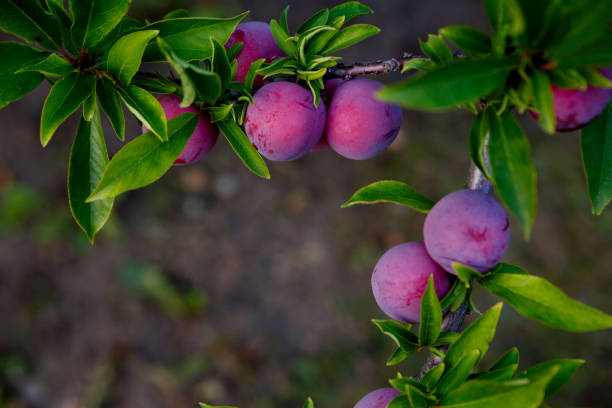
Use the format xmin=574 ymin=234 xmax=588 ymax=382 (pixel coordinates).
xmin=423 ymin=189 xmax=510 ymax=274
xmin=326 ymin=78 xmax=402 ymax=160
xmin=244 ymin=81 xmax=326 ymax=161
xmin=372 ymin=242 xmax=453 ymax=324
xmin=354 ymin=388 xmax=401 ymax=408
xmin=142 ymin=95 xmax=218 ymax=165
xmin=225 ymin=22 xmax=285 ymax=85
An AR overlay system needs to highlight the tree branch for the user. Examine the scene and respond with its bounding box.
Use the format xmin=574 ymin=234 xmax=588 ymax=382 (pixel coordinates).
xmin=326 ymin=52 xmax=426 ymax=79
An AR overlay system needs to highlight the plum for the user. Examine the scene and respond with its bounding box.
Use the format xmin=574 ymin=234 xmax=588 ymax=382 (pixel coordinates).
xmin=326 ymin=78 xmax=402 ymax=160
xmin=423 ymin=189 xmax=510 ymax=274
xmin=372 ymin=242 xmax=453 ymax=324
xmin=225 ymin=22 xmax=285 ymax=85
xmin=311 ymin=79 xmax=346 ymax=152
xmin=354 ymin=388 xmax=402 ymax=408
xmin=142 ymin=94 xmax=218 ymax=165
xmin=244 ymin=81 xmax=326 ymax=161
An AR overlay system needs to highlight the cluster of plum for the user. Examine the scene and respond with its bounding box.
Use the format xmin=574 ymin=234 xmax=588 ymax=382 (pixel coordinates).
xmin=145 ymin=22 xmax=403 ymax=165
xmin=353 ymin=189 xmax=510 ymax=407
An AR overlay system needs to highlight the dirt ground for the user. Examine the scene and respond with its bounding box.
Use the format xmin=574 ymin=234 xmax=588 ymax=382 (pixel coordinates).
xmin=1 ymin=1 xmax=612 ymax=407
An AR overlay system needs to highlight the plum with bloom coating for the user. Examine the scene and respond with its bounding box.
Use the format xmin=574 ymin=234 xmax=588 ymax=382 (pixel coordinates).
xmin=142 ymin=95 xmax=218 ymax=165
xmin=245 ymin=82 xmax=326 ymax=161
xmin=354 ymin=388 xmax=401 ymax=408
xmin=424 ymin=189 xmax=510 ymax=273
xmin=372 ymin=242 xmax=453 ymax=323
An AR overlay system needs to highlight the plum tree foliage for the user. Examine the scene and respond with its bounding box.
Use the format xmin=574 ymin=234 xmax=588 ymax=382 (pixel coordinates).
xmin=1 ymin=0 xmax=612 ymax=407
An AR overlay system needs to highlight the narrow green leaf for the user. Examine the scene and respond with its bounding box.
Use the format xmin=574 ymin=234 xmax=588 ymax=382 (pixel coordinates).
xmin=432 ymin=332 xmax=461 ymax=347
xmin=270 ymin=19 xmax=297 ymax=58
xmin=444 ymin=303 xmax=502 ymax=369
xmin=70 ymin=0 xmax=131 ymax=49
xmin=143 ymin=12 xmax=248 ymax=62
xmin=68 ymin=107 xmax=113 ymax=243
xmin=279 ymin=6 xmax=290 ymax=34
xmin=556 ymin=34 xmax=612 ymax=69
xmin=419 ymin=275 xmax=443 ymax=346
xmin=307 ymin=16 xmax=344 ymax=55
xmin=488 ymin=110 xmax=537 ymax=238
xmin=45 ymin=0 xmax=79 ymax=54
xmin=155 ymin=37 xmax=196 ymax=107
xmin=490 ymin=347 xmax=519 ymax=371
xmin=530 ymin=71 xmax=555 ymax=133
xmin=468 ymin=109 xmax=491 ymax=177
xmin=549 ymin=68 xmax=588 ymax=90
xmin=189 ymin=68 xmax=223 ymax=105
xmin=17 ymin=53 xmax=74 ymax=77
xmin=83 ymin=84 xmax=97 ymax=121
xmin=97 ymin=77 xmax=125 ymax=141
xmin=406 ymin=385 xmax=430 ymax=408
xmin=320 ymin=24 xmax=380 ymax=54
xmin=0 ymin=42 xmax=47 ymax=110
xmin=387 ymin=395 xmax=410 ymax=408
xmin=378 ymin=58 xmax=517 ymax=111
xmin=217 ymin=120 xmax=270 ymax=179
xmin=163 ymin=9 xmax=190 ymax=19
xmin=472 ymin=364 xmax=518 ymax=381
xmin=490 ymin=262 xmax=529 ymax=275
xmin=440 ymin=25 xmax=491 ymax=55
xmin=118 ymin=84 xmax=168 ymax=142
xmin=483 ymin=0 xmax=526 ymax=36
xmin=386 ymin=348 xmax=410 ymax=366
xmin=244 ymin=58 xmax=266 ymax=91
xmin=422 ymin=363 xmax=446 ymax=392
xmin=87 ymin=113 xmax=198 ymax=201
xmin=298 ymin=9 xmax=329 ymax=34
xmin=436 ymin=350 xmax=481 ymax=396
xmin=372 ymin=319 xmax=420 ymax=353
xmin=302 ymin=397 xmax=314 ymax=408
xmin=453 ymin=263 xmax=482 ymax=287
xmin=390 ymin=375 xmax=427 ymax=394
xmin=0 ymin=0 xmax=61 ymax=49
xmin=211 ymin=38 xmax=231 ymax=89
xmin=206 ymin=104 xmax=233 ymax=123
xmin=131 ymin=74 xmax=178 ymax=95
xmin=40 ymin=73 xmax=95 ymax=146
xmin=328 ymin=2 xmax=373 ymax=23
xmin=480 ymin=272 xmax=612 ymax=332
xmin=516 ymin=359 xmax=584 ymax=398
xmin=342 ymin=180 xmax=435 ymax=213
xmin=89 ymin=17 xmax=143 ymax=58
xmin=581 ymin=102 xmax=612 ymax=214
xmin=420 ymin=34 xmax=453 ymax=64
xmin=107 ymin=30 xmax=159 ymax=85
xmin=199 ymin=403 xmax=238 ymax=408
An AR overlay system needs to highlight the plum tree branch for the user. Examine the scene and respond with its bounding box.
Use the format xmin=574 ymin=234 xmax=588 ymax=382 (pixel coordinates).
xmin=325 ymin=52 xmax=426 ymax=79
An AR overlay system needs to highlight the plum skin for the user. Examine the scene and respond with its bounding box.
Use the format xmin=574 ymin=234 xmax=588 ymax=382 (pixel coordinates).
xmin=310 ymin=79 xmax=346 ymax=152
xmin=225 ymin=22 xmax=285 ymax=85
xmin=326 ymin=78 xmax=403 ymax=160
xmin=354 ymin=388 xmax=401 ymax=408
xmin=244 ymin=81 xmax=326 ymax=161
xmin=142 ymin=95 xmax=218 ymax=166
xmin=371 ymin=242 xmax=453 ymax=324
xmin=423 ymin=189 xmax=510 ymax=274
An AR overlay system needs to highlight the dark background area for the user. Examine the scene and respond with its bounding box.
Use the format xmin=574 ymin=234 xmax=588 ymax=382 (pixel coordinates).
xmin=1 ymin=1 xmax=611 ymax=407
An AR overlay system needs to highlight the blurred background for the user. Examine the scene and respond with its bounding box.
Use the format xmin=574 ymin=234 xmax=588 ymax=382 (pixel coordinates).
xmin=1 ymin=1 xmax=611 ymax=407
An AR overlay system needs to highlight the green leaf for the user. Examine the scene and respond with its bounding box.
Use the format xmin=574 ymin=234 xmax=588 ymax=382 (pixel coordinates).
xmin=0 ymin=0 xmax=61 ymax=49
xmin=386 ymin=348 xmax=410 ymax=366
xmin=45 ymin=0 xmax=79 ymax=54
xmin=97 ymin=77 xmax=125 ymax=141
xmin=302 ymin=397 xmax=314 ymax=408
xmin=17 ymin=53 xmax=74 ymax=77
xmin=440 ymin=26 xmax=491 ymax=55
xmin=436 ymin=350 xmax=481 ymax=396
xmin=549 ymin=68 xmax=588 ymax=90
xmin=516 ymin=359 xmax=584 ymax=398
xmin=307 ymin=16 xmax=344 ymax=55
xmin=372 ymin=319 xmax=420 ymax=354
xmin=439 ymin=366 xmax=559 ymax=408
xmin=406 ymin=385 xmax=431 ymax=408
xmin=490 ymin=347 xmax=519 ymax=371
xmin=40 ymin=73 xmax=95 ymax=146
xmin=419 ymin=275 xmax=443 ymax=346
xmin=206 ymin=104 xmax=233 ymax=123
xmin=70 ymin=0 xmax=131 ymax=49
xmin=342 ymin=180 xmax=435 ymax=213
xmin=468 ymin=109 xmax=491 ymax=177
xmin=270 ymin=19 xmax=297 ymax=58
xmin=490 ymin=262 xmax=529 ymax=275
xmin=155 ymin=37 xmax=196 ymax=107
xmin=487 ymin=110 xmax=537 ymax=238
xmin=432 ymin=332 xmax=461 ymax=347
xmin=0 ymin=42 xmax=47 ymax=109
xmin=297 ymin=25 xmax=335 ymax=66
xmin=199 ymin=403 xmax=238 ymax=408
xmin=298 ymin=9 xmax=329 ymax=34
xmin=422 ymin=363 xmax=446 ymax=392
xmin=580 ymin=67 xmax=612 ymax=88
xmin=401 ymin=58 xmax=436 ymax=73
xmin=420 ymin=34 xmax=453 ymax=64
xmin=444 ymin=303 xmax=502 ymax=369
xmin=244 ymin=58 xmax=266 ymax=91
xmin=107 ymin=30 xmax=159 ymax=85
xmin=581 ymin=102 xmax=612 ymax=215
xmin=556 ymin=33 xmax=612 ymax=69
xmin=211 ymin=38 xmax=231 ymax=89
xmin=480 ymin=272 xmax=612 ymax=332
xmin=387 ymin=395 xmax=410 ymax=408
xmin=530 ymin=70 xmax=555 ymax=133
xmin=320 ymin=24 xmax=379 ymax=54
xmin=378 ymin=58 xmax=517 ymax=111
xmin=68 ymin=107 xmax=113 ymax=243
xmin=189 ymin=68 xmax=223 ymax=105
xmin=89 ymin=17 xmax=143 ymax=58
xmin=163 ymin=9 xmax=190 ymax=19
xmin=87 ymin=113 xmax=198 ymax=202
xmin=390 ymin=375 xmax=427 ymax=394
xmin=118 ymin=84 xmax=168 ymax=142
xmin=143 ymin=12 xmax=248 ymax=62
xmin=217 ymin=120 xmax=270 ymax=179
xmin=452 ymin=263 xmax=482 ymax=287
xmin=279 ymin=6 xmax=290 ymax=34
xmin=483 ymin=0 xmax=526 ymax=36
xmin=83 ymin=84 xmax=97 ymax=121
xmin=328 ymin=2 xmax=373 ymax=23
xmin=132 ymin=73 xmax=179 ymax=95
xmin=472 ymin=364 xmax=518 ymax=381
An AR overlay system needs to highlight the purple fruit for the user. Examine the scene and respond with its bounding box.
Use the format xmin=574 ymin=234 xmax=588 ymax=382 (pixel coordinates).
xmin=354 ymin=388 xmax=402 ymax=408
xmin=326 ymin=78 xmax=402 ymax=160
xmin=423 ymin=189 xmax=510 ymax=274
xmin=372 ymin=242 xmax=453 ymax=324
xmin=244 ymin=81 xmax=326 ymax=161
xmin=225 ymin=22 xmax=285 ymax=85
xmin=142 ymin=95 xmax=218 ymax=165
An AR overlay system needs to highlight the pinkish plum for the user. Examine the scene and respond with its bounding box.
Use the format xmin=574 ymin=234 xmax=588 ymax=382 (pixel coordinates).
xmin=225 ymin=22 xmax=285 ymax=85
xmin=326 ymin=78 xmax=402 ymax=160
xmin=372 ymin=242 xmax=453 ymax=324
xmin=423 ymin=189 xmax=510 ymax=274
xmin=142 ymin=95 xmax=218 ymax=165
xmin=244 ymin=81 xmax=326 ymax=161
xmin=354 ymin=388 xmax=402 ymax=408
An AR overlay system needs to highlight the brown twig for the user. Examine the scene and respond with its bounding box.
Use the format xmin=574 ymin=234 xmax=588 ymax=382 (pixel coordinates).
xmin=326 ymin=52 xmax=426 ymax=79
